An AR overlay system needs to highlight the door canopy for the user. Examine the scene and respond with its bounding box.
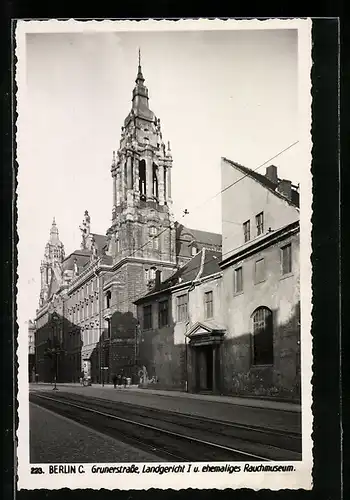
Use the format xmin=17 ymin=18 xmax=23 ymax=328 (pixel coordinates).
xmin=186 ymin=321 xmax=226 ymax=347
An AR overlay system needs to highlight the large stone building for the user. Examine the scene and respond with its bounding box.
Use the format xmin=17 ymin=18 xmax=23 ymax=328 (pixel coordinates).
xmin=135 ymin=160 xmax=301 ymax=401
xmin=34 ymin=57 xmax=222 ymax=384
xmin=28 ymin=320 xmax=36 ymax=382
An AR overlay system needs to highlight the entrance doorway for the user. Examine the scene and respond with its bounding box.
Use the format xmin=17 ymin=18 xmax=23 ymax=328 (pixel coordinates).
xmin=195 ymin=344 xmax=219 ymax=393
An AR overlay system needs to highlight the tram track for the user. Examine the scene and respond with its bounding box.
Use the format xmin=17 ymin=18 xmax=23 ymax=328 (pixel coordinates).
xmin=30 ymin=391 xmax=301 ymax=462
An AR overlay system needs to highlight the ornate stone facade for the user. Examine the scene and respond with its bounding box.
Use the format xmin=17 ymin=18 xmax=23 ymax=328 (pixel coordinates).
xmin=34 ymin=56 xmax=222 ymax=384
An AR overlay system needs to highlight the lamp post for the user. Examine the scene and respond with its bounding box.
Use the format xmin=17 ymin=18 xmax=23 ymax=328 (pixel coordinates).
xmin=52 ymin=347 xmax=59 ymax=390
xmin=45 ymin=341 xmax=64 ymax=390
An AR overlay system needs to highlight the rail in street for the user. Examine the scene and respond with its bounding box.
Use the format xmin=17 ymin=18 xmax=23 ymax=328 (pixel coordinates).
xmin=30 ymin=391 xmax=301 ymax=463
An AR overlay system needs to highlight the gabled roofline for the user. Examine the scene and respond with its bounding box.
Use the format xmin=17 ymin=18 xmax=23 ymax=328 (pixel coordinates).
xmin=134 ymin=269 xmax=222 ymax=305
xmin=221 ymin=157 xmax=300 ymax=210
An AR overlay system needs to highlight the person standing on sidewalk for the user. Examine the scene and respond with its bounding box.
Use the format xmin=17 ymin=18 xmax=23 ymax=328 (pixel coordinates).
xmin=112 ymin=374 xmax=117 ymax=389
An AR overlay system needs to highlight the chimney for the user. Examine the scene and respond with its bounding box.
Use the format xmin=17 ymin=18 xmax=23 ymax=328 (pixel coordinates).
xmin=265 ymin=165 xmax=278 ymax=184
xmin=155 ymin=269 xmax=162 ymax=287
xmin=277 ymin=179 xmax=292 ymax=201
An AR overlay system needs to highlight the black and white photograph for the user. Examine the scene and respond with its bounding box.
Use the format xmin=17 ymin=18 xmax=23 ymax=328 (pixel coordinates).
xmin=16 ymin=19 xmax=313 ymax=490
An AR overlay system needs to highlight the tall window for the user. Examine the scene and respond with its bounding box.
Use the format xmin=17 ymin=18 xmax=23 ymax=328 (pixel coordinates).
xmin=177 ymin=294 xmax=188 ymax=322
xmin=149 ymin=227 xmax=158 ymax=250
xmin=243 ymin=220 xmax=251 ymax=242
xmin=152 ymin=164 xmax=159 ymax=199
xmin=158 ymin=300 xmax=169 ymax=327
xmin=281 ymin=243 xmax=292 ymax=274
xmin=105 ymin=318 xmax=111 ymax=339
xmin=256 ymin=212 xmax=264 ymax=236
xmin=143 ymin=305 xmax=152 ymax=330
xmin=139 ymin=159 xmax=146 ymax=199
xmin=191 ymin=246 xmax=198 ymax=256
xmin=252 ymin=307 xmax=273 ymax=365
xmin=106 ymin=291 xmax=111 ymax=309
xmin=255 ymin=258 xmax=265 ymax=283
xmin=204 ymin=291 xmax=214 ymax=319
xmin=234 ymin=267 xmax=243 ymax=293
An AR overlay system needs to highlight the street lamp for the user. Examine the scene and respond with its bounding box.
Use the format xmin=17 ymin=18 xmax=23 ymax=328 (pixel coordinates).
xmin=45 ymin=341 xmax=65 ymax=390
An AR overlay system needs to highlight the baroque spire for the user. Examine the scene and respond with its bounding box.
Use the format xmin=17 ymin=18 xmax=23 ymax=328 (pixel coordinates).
xmin=131 ymin=49 xmax=150 ymax=116
xmin=136 ymin=48 xmax=144 ymax=84
xmin=50 ymin=217 xmax=59 ymax=241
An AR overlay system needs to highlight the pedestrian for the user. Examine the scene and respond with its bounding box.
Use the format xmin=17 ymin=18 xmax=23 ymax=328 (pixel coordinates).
xmin=112 ymin=374 xmax=117 ymax=389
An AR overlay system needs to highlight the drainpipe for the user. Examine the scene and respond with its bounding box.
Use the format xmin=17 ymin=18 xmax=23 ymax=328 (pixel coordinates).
xmin=185 ymin=280 xmax=197 ymax=394
xmin=184 ymin=321 xmax=189 ymax=392
xmin=185 ymin=249 xmax=205 ymax=393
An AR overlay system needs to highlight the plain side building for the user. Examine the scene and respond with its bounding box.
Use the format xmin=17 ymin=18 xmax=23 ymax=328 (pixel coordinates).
xmin=220 ymin=158 xmax=301 ymax=400
xmin=135 ymin=248 xmax=223 ymax=391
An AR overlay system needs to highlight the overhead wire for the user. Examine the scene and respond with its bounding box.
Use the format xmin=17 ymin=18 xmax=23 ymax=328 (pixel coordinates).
xmin=51 ymin=141 xmax=300 ymax=326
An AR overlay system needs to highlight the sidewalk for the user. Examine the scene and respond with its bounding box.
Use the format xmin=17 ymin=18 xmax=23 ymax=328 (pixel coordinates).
xmin=30 ymin=383 xmax=300 ymax=413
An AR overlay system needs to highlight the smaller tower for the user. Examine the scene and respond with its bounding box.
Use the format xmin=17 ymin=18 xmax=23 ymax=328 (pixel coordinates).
xmin=39 ymin=218 xmax=65 ymax=307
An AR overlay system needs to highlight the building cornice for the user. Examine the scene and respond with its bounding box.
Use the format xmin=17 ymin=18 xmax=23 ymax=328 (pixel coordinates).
xmin=220 ymin=220 xmax=300 ymax=270
xmin=110 ymin=255 xmax=177 ymax=273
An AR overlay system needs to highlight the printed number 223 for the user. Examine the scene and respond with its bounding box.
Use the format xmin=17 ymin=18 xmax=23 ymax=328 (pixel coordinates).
xmin=31 ymin=467 xmax=44 ymax=474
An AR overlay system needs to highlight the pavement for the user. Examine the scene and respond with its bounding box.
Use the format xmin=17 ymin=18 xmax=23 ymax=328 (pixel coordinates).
xmin=30 ymin=401 xmax=160 ymax=463
xmin=30 ymin=382 xmax=300 ymax=413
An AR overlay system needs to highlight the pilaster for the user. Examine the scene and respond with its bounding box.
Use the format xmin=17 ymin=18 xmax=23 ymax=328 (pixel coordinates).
xmin=158 ymin=160 xmax=165 ymax=205
xmin=133 ymin=156 xmax=140 ymax=204
xmin=145 ymin=150 xmax=153 ymax=201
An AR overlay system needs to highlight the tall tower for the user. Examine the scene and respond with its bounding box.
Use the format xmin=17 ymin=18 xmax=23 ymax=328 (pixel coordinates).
xmin=106 ymin=52 xmax=176 ymax=272
xmin=39 ymin=218 xmax=65 ymax=307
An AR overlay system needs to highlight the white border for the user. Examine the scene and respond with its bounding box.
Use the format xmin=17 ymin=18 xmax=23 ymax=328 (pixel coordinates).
xmin=16 ymin=18 xmax=313 ymax=490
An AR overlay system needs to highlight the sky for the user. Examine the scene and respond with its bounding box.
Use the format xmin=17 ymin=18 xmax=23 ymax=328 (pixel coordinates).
xmin=18 ymin=26 xmax=301 ymax=330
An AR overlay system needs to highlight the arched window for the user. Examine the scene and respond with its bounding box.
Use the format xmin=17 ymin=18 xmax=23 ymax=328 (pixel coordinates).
xmin=251 ymin=307 xmax=273 ymax=365
xmin=106 ymin=290 xmax=111 ymax=309
xmin=139 ymin=159 xmax=146 ymax=199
